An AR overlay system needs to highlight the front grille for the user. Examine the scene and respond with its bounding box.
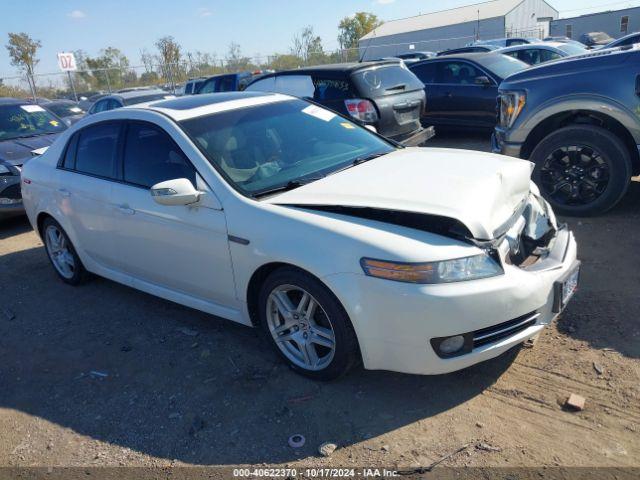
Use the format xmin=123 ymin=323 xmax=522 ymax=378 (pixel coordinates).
xmin=473 ymin=311 xmax=539 ymax=348
xmin=1 ymin=183 xmax=21 ymax=200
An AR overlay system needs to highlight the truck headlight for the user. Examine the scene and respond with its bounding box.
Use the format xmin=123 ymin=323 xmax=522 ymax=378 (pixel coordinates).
xmin=360 ymin=254 xmax=503 ymax=284
xmin=499 ymin=91 xmax=526 ymax=128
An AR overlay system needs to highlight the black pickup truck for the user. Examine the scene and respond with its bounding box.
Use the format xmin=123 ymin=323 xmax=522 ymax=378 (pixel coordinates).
xmin=493 ymin=47 xmax=640 ymax=216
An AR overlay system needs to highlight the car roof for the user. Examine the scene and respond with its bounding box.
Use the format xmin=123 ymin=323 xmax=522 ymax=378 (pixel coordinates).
xmin=134 ymin=91 xmax=293 ymax=121
xmin=260 ymin=60 xmax=402 ymax=78
xmin=498 ymin=43 xmax=562 ymax=53
xmin=102 ymin=89 xmax=168 ymax=101
xmin=0 ymin=97 xmax=26 ymax=106
xmin=419 ymin=51 xmax=502 ymax=61
xmin=46 ymin=99 xmax=77 ymax=105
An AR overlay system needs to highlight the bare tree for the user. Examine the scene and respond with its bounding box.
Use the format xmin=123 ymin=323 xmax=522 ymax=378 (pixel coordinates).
xmin=291 ymin=26 xmax=324 ymax=64
xmin=140 ymin=48 xmax=157 ymax=74
xmin=225 ymin=42 xmax=251 ymax=71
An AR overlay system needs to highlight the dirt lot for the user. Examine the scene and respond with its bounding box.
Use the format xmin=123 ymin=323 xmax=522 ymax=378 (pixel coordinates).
xmin=1 ymin=132 xmax=639 ymax=472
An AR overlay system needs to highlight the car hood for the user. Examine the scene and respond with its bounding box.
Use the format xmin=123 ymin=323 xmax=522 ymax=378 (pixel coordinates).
xmin=0 ymin=134 xmax=60 ymax=166
xmin=265 ymin=148 xmax=534 ymax=240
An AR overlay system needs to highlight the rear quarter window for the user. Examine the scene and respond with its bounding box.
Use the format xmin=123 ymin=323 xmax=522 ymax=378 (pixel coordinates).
xmin=351 ymin=65 xmax=424 ymax=97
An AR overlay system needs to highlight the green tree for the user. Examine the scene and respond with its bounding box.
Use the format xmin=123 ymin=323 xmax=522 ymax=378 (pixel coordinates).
xmin=5 ymin=32 xmax=41 ymax=97
xmin=84 ymin=47 xmax=130 ymax=90
xmin=267 ymin=53 xmax=302 ymax=70
xmin=155 ymin=36 xmax=183 ymax=84
xmin=337 ymin=12 xmax=382 ymax=50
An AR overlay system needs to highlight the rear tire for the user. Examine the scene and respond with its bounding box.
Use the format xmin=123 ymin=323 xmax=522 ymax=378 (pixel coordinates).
xmin=258 ymin=267 xmax=360 ymax=380
xmin=530 ymin=125 xmax=632 ymax=216
xmin=42 ymin=217 xmax=87 ymax=285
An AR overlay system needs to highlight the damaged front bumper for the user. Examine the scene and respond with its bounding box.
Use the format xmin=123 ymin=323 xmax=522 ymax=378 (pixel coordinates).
xmin=321 ymin=192 xmax=579 ymax=376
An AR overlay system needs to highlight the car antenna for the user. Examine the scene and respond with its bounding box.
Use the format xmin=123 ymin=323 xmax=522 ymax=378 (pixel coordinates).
xmin=359 ymin=29 xmax=377 ymax=63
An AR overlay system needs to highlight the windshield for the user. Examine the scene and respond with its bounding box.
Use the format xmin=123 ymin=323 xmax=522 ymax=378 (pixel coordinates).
xmin=0 ymin=104 xmax=67 ymax=141
xmin=352 ymin=65 xmax=424 ymax=97
xmin=477 ymin=54 xmax=528 ymax=80
xmin=179 ymin=98 xmax=395 ymax=196
xmin=47 ymin=103 xmax=85 ymax=118
xmin=557 ymin=43 xmax=587 ymax=55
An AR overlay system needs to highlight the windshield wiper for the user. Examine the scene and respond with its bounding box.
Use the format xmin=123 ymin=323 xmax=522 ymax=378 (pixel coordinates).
xmin=14 ymin=132 xmax=53 ymax=139
xmin=328 ymin=151 xmax=389 ymax=176
xmin=252 ymin=176 xmax=325 ymax=198
xmin=385 ymin=83 xmax=407 ymax=91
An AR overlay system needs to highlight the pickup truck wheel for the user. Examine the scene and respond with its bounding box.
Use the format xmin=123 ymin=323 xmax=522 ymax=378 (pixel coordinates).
xmin=258 ymin=267 xmax=360 ymax=380
xmin=530 ymin=125 xmax=632 ymax=216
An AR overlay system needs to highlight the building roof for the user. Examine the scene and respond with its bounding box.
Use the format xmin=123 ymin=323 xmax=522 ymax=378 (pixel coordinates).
xmin=361 ymin=0 xmax=547 ymax=40
xmin=552 ymin=4 xmax=640 ymax=22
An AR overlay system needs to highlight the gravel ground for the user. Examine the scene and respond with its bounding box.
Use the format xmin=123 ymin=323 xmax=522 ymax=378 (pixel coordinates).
xmin=0 ymin=132 xmax=639 ymax=472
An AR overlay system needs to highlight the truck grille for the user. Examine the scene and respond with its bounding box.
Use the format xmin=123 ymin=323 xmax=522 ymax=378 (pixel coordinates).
xmin=473 ymin=311 xmax=539 ymax=348
xmin=1 ymin=183 xmax=21 ymax=200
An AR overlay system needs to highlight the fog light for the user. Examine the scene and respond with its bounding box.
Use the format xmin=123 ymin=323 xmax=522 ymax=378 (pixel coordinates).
xmin=439 ymin=335 xmax=465 ymax=354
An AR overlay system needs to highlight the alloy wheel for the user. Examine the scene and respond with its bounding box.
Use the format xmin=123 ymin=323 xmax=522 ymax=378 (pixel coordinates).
xmin=44 ymin=224 xmax=76 ymax=279
xmin=539 ymin=145 xmax=610 ymax=207
xmin=266 ymin=284 xmax=336 ymax=371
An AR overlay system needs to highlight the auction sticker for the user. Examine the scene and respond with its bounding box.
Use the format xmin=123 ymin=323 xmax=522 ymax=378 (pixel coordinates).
xmin=302 ymin=105 xmax=335 ymax=122
xmin=21 ymin=105 xmax=45 ymax=113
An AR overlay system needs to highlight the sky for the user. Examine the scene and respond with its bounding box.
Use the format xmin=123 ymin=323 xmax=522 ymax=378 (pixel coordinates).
xmin=1 ymin=0 xmax=640 ymax=78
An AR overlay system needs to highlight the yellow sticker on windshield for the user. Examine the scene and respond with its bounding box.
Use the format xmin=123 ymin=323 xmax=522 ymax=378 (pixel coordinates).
xmin=49 ymin=120 xmax=59 ymax=127
xmin=340 ymin=122 xmax=355 ymax=129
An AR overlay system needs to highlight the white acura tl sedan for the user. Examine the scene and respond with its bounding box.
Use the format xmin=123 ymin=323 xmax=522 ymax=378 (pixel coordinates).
xmin=21 ymin=92 xmax=579 ymax=380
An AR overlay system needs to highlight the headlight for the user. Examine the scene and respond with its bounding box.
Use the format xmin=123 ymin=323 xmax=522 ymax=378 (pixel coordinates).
xmin=360 ymin=254 xmax=503 ymax=284
xmin=0 ymin=164 xmax=12 ymax=176
xmin=499 ymin=91 xmax=526 ymax=128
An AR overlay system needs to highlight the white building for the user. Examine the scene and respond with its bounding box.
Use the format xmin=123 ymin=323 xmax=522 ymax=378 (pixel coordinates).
xmin=359 ymin=0 xmax=559 ymax=60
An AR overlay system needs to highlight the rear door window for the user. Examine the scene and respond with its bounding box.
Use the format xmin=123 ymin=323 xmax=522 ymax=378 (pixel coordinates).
xmin=409 ymin=62 xmax=437 ymax=84
xmin=123 ymin=122 xmax=196 ymax=188
xmin=351 ymin=65 xmax=424 ymax=97
xmin=75 ymin=122 xmax=121 ymax=179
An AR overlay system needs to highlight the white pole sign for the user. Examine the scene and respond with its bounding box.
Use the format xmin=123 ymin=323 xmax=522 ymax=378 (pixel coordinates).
xmin=57 ymin=52 xmax=77 ymax=71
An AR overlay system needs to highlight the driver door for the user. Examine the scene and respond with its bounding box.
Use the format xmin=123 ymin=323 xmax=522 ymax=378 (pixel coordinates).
xmin=108 ymin=120 xmax=237 ymax=308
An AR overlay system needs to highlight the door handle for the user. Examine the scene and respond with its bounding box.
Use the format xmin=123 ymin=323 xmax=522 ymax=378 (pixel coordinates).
xmin=58 ymin=188 xmax=71 ymax=197
xmin=116 ymin=205 xmax=135 ymax=215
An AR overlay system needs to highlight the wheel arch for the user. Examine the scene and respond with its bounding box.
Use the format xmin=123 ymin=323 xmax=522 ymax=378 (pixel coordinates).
xmin=36 ymin=211 xmax=55 ymax=239
xmin=245 ymin=261 xmax=359 ymax=352
xmin=521 ymin=110 xmax=640 ymax=174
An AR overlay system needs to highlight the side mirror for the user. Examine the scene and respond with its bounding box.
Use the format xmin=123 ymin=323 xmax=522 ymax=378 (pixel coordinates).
xmin=475 ymin=76 xmax=492 ymax=87
xmin=150 ymin=178 xmax=201 ymax=206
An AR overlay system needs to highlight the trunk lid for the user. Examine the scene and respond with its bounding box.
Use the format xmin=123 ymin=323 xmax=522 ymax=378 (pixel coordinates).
xmin=265 ymin=147 xmax=534 ymax=240
xmin=351 ymin=65 xmax=426 ymax=139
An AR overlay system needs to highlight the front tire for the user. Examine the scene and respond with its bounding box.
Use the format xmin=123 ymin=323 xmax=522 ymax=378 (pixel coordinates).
xmin=530 ymin=125 xmax=632 ymax=216
xmin=42 ymin=217 xmax=87 ymax=285
xmin=258 ymin=267 xmax=360 ymax=380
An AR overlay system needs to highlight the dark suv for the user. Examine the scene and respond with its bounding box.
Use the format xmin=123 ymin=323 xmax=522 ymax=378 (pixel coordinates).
xmin=493 ymin=47 xmax=640 ymax=216
xmin=245 ymin=61 xmax=429 ymax=144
